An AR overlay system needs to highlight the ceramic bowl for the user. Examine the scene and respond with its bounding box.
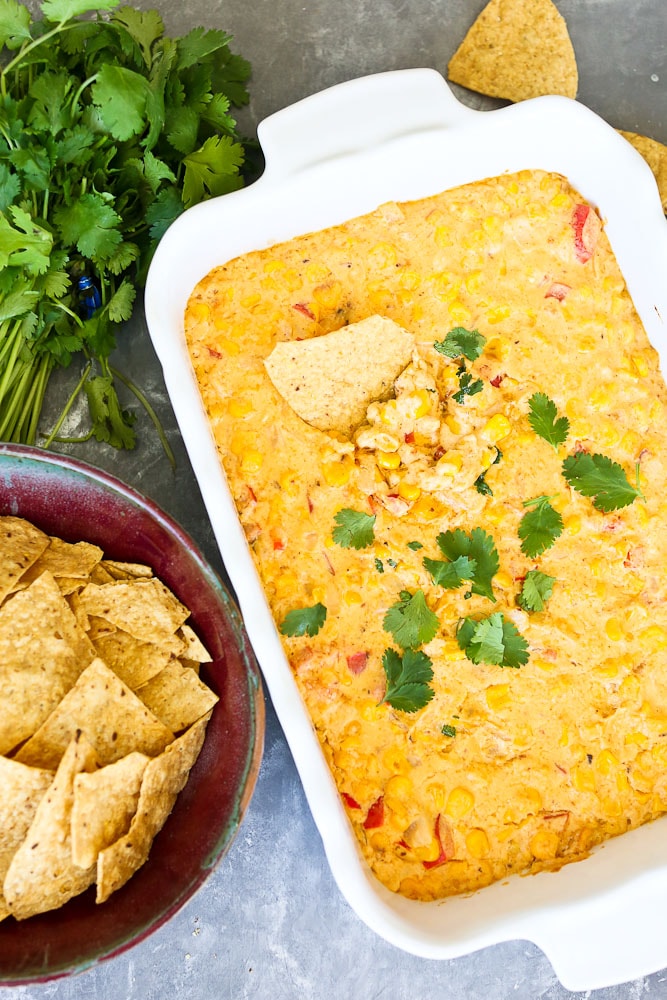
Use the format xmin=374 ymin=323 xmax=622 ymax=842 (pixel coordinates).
xmin=0 ymin=443 xmax=265 ymax=986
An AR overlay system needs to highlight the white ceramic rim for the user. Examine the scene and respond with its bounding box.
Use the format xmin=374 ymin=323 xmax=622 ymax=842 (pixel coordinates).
xmin=145 ymin=68 xmax=667 ymax=992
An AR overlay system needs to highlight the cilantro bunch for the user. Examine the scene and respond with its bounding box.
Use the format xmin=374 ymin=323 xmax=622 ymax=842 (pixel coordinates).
xmin=0 ymin=0 xmax=252 ymax=452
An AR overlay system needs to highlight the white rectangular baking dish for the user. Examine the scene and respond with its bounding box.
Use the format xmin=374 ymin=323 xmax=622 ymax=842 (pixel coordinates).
xmin=145 ymin=68 xmax=667 ymax=992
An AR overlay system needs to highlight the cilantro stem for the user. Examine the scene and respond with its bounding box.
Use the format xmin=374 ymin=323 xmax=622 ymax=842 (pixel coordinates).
xmin=109 ymin=365 xmax=176 ymax=470
xmin=42 ymin=361 xmax=92 ymax=450
xmin=1 ymin=21 xmax=76 ymax=84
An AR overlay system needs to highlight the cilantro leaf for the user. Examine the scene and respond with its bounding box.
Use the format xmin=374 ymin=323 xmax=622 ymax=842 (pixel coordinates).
xmin=423 ymin=554 xmax=477 ymax=590
xmin=434 ymin=326 xmax=486 ymax=361
xmin=441 ymin=724 xmax=457 ymax=737
xmin=0 ymin=0 xmax=33 ymax=50
xmin=562 ymin=452 xmax=644 ymax=512
xmin=106 ymin=279 xmax=136 ymax=323
xmin=111 ymin=6 xmax=165 ymax=66
xmin=40 ymin=0 xmax=119 ymax=20
xmin=457 ymin=613 xmax=529 ymax=668
xmin=279 ymin=602 xmax=327 ymax=638
xmin=518 ymin=495 xmax=563 ymax=558
xmin=452 ymin=362 xmax=484 ymax=404
xmin=91 ymin=64 xmax=151 ymax=141
xmin=527 ymin=392 xmax=570 ymax=449
xmin=383 ymin=589 xmax=439 ymax=650
xmin=53 ymin=193 xmax=123 ymax=263
xmin=436 ymin=527 xmax=499 ymax=602
xmin=517 ymin=569 xmax=555 ymax=613
xmin=84 ymin=373 xmax=136 ymax=450
xmin=182 ymin=135 xmax=245 ymax=208
xmin=407 ymin=540 xmax=423 ymax=551
xmin=176 ymin=26 xmax=233 ymax=71
xmin=381 ymin=647 xmax=434 ymax=713
xmin=0 ymin=207 xmax=52 ymax=274
xmin=332 ymin=508 xmax=376 ymax=549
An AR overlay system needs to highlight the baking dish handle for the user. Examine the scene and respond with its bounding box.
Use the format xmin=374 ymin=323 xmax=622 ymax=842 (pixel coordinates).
xmin=257 ymin=68 xmax=478 ymax=182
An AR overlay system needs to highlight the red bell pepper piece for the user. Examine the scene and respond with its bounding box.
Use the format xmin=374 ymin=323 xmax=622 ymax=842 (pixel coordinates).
xmin=571 ymin=204 xmax=600 ymax=263
xmin=293 ymin=302 xmax=316 ymax=321
xmin=346 ymin=651 xmax=369 ymax=675
xmin=363 ymin=795 xmax=385 ymax=830
xmin=422 ymin=814 xmax=454 ymax=870
xmin=342 ymin=792 xmax=361 ymax=810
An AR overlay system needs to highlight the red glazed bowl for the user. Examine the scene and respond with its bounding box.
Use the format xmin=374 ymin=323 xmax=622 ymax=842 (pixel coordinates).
xmin=0 ymin=443 xmax=265 ymax=985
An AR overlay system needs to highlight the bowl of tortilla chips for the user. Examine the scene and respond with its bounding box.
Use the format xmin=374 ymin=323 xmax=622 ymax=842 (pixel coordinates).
xmin=0 ymin=443 xmax=264 ymax=985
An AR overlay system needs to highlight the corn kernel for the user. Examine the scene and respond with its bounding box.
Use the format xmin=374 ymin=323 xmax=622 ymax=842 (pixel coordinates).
xmin=601 ymin=796 xmax=623 ymax=817
xmin=445 ymin=786 xmax=474 ymax=819
xmin=360 ymin=699 xmax=380 ymax=721
xmin=465 ymin=270 xmax=483 ymax=293
xmin=485 ymin=335 xmax=509 ymax=361
xmin=481 ymin=413 xmax=511 ymax=444
xmin=228 ymin=397 xmax=254 ymax=418
xmin=398 ymin=481 xmax=421 ymax=502
xmin=438 ymin=450 xmax=463 ymax=475
xmin=598 ymin=420 xmax=621 ymax=448
xmin=322 ymin=459 xmax=353 ymax=487
xmin=485 ymin=683 xmax=510 ymax=711
xmin=311 ymin=585 xmax=327 ymax=604
xmin=382 ymin=748 xmax=410 ymax=774
xmin=274 ymin=572 xmax=297 ymax=597
xmin=442 ymin=638 xmax=464 ymax=661
xmin=484 ymin=504 xmax=507 ymax=525
xmin=588 ymin=386 xmax=611 ymax=410
xmin=564 ymin=515 xmax=582 ymax=536
xmin=595 ymin=749 xmax=619 ymax=776
xmin=369 ymin=832 xmax=391 ymax=851
xmin=240 ymin=450 xmax=263 ymax=474
xmin=410 ymin=496 xmax=446 ymax=521
xmin=466 ymin=829 xmax=490 ymax=859
xmin=385 ymin=775 xmax=413 ymax=804
xmin=605 ymin=618 xmax=624 ymax=642
xmin=639 ymin=625 xmax=667 ymax=650
xmin=449 ymin=300 xmax=472 ymax=324
xmin=434 ymin=225 xmax=453 ymax=248
xmin=625 ymin=731 xmax=648 ymax=746
xmin=619 ymin=675 xmax=640 ymax=702
xmin=279 ymin=470 xmax=300 ymax=496
xmin=573 ymin=764 xmax=596 ymax=793
xmin=595 ymin=581 xmax=607 ymax=600
xmin=425 ymin=784 xmax=446 ymax=812
xmin=631 ymin=353 xmax=650 ymax=377
xmin=550 ymin=191 xmax=572 ymax=208
xmin=577 ymin=335 xmax=597 ymax=353
xmin=530 ymin=829 xmax=560 ymax=860
xmin=333 ymin=748 xmax=355 ymax=769
xmin=344 ymin=590 xmax=362 ymax=605
xmin=533 ymin=657 xmax=555 ymax=672
xmin=312 ymin=281 xmax=343 ymax=309
xmin=486 ymin=305 xmax=510 ymax=324
xmin=377 ymin=451 xmax=401 ymax=470
xmin=624 ymin=572 xmax=645 ymax=597
xmin=189 ymin=300 xmax=210 ymax=322
xmin=493 ymin=570 xmax=513 ymax=590
xmin=413 ymin=388 xmax=433 ymax=419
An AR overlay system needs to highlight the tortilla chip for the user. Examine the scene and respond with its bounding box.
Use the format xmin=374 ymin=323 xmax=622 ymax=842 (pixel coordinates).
xmin=71 ymin=752 xmax=149 ymax=870
xmin=618 ymin=130 xmax=667 ymax=213
xmin=77 ymin=579 xmax=189 ymax=653
xmin=99 ymin=559 xmax=154 ymax=580
xmin=92 ymin=629 xmax=172 ymax=689
xmin=447 ymin=0 xmax=578 ymax=102
xmin=4 ymin=733 xmax=98 ymax=920
xmin=15 ymin=658 xmax=174 ymax=769
xmin=137 ymin=660 xmax=219 ymax=732
xmin=264 ymin=315 xmax=414 ymax=435
xmin=0 ymin=757 xmax=54 ymax=916
xmin=0 ymin=516 xmax=49 ymax=602
xmin=178 ymin=624 xmax=212 ymax=663
xmin=96 ymin=713 xmax=211 ymax=903
xmin=0 ymin=573 xmax=96 ymax=755
xmin=20 ymin=537 xmax=103 ymax=586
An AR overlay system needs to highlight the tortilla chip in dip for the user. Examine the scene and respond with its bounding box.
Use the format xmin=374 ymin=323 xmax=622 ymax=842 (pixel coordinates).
xmin=4 ymin=732 xmax=98 ymax=920
xmin=447 ymin=0 xmax=578 ymax=102
xmin=264 ymin=314 xmax=414 ymax=435
xmin=618 ymin=130 xmax=667 ymax=213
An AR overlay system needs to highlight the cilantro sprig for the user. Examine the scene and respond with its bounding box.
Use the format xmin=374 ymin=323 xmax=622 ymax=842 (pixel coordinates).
xmin=0 ymin=0 xmax=253 ymax=453
xmin=527 ymin=392 xmax=570 ymax=449
xmin=332 ymin=508 xmax=376 ymax=549
xmin=380 ymin=648 xmax=435 ymax=713
xmin=562 ymin=452 xmax=644 ymax=512
xmin=456 ymin=613 xmax=529 ymax=668
xmin=434 ymin=326 xmax=486 ymax=362
xmin=452 ymin=361 xmax=484 ymax=404
xmin=517 ymin=569 xmax=555 ymax=613
xmin=383 ymin=589 xmax=439 ymax=650
xmin=435 ymin=527 xmax=499 ymax=602
xmin=279 ymin=602 xmax=327 ymax=638
xmin=518 ymin=495 xmax=563 ymax=558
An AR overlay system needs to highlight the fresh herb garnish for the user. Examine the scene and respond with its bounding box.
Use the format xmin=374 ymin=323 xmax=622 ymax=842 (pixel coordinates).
xmin=332 ymin=508 xmax=376 ymax=549
xmin=474 ymin=447 xmax=502 ymax=496
xmin=279 ymin=602 xmax=327 ymax=638
xmin=383 ymin=589 xmax=439 ymax=650
xmin=423 ymin=554 xmax=477 ymax=590
xmin=375 ymin=557 xmax=385 ymax=573
xmin=407 ymin=540 xmax=424 ymax=551
xmin=517 ymin=569 xmax=556 ymax=613
xmin=456 ymin=613 xmax=529 ymax=668
xmin=380 ymin=647 xmax=435 ymax=713
xmin=452 ymin=361 xmax=484 ymax=404
xmin=441 ymin=723 xmax=457 ymax=737
xmin=434 ymin=326 xmax=486 ymax=362
xmin=518 ymin=495 xmax=564 ymax=558
xmin=435 ymin=527 xmax=499 ymax=602
xmin=562 ymin=452 xmax=644 ymax=512
xmin=0 ymin=0 xmax=252 ymax=453
xmin=527 ymin=392 xmax=570 ymax=449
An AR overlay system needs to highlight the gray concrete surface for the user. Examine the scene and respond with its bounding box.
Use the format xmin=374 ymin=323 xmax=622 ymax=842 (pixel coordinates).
xmin=1 ymin=1 xmax=666 ymax=997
